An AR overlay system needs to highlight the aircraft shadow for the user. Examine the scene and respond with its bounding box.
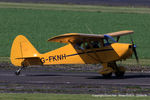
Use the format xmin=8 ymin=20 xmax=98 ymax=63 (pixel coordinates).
xmin=26 ymin=74 xmax=63 ymax=77
xmin=87 ymin=74 xmax=150 ymax=79
xmin=25 ymin=73 xmax=150 ymax=79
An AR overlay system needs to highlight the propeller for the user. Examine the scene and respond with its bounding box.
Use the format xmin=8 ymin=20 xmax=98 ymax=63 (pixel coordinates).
xmin=130 ymin=36 xmax=139 ymax=63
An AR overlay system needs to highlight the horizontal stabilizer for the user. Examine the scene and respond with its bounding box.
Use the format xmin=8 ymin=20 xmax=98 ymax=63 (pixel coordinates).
xmin=16 ymin=57 xmax=40 ymax=59
xmin=16 ymin=57 xmax=43 ymax=66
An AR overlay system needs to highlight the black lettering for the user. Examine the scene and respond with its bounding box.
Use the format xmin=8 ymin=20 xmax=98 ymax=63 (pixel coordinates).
xmin=53 ymin=56 xmax=57 ymax=61
xmin=48 ymin=54 xmax=67 ymax=62
xmin=41 ymin=58 xmax=45 ymax=63
xmin=49 ymin=56 xmax=53 ymax=62
xmin=57 ymin=55 xmax=62 ymax=61
xmin=62 ymin=54 xmax=66 ymax=59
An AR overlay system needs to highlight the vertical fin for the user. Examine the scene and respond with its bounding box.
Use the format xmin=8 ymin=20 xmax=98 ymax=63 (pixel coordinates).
xmin=10 ymin=35 xmax=40 ymax=66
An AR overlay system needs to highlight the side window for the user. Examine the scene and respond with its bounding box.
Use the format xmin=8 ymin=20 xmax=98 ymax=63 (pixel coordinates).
xmin=85 ymin=42 xmax=90 ymax=49
xmin=74 ymin=42 xmax=84 ymax=50
xmin=104 ymin=38 xmax=110 ymax=46
xmin=74 ymin=41 xmax=101 ymax=50
xmin=91 ymin=41 xmax=100 ymax=48
xmin=80 ymin=43 xmax=84 ymax=49
xmin=85 ymin=41 xmax=101 ymax=49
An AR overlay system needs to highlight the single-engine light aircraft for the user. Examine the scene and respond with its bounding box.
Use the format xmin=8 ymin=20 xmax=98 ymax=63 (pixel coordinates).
xmin=10 ymin=30 xmax=139 ymax=78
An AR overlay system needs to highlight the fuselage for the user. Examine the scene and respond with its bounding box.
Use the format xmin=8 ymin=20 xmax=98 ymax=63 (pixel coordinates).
xmin=39 ymin=43 xmax=133 ymax=65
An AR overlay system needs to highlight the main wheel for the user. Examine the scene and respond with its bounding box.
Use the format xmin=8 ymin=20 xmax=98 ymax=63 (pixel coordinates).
xmin=115 ymin=71 xmax=125 ymax=78
xmin=102 ymin=73 xmax=112 ymax=79
xmin=114 ymin=66 xmax=126 ymax=78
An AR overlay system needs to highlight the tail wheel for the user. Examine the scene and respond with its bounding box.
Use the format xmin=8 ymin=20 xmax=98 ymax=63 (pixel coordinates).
xmin=15 ymin=70 xmax=20 ymax=75
xmin=15 ymin=62 xmax=26 ymax=76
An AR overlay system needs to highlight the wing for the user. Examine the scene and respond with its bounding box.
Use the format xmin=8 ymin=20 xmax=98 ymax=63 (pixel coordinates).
xmin=106 ymin=30 xmax=134 ymax=37
xmin=48 ymin=33 xmax=104 ymax=43
xmin=48 ymin=30 xmax=133 ymax=43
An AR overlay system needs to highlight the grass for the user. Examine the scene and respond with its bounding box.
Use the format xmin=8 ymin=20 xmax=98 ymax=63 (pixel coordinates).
xmin=1 ymin=2 xmax=150 ymax=14
xmin=117 ymin=59 xmax=150 ymax=66
xmin=0 ymin=93 xmax=149 ymax=100
xmin=0 ymin=57 xmax=10 ymax=62
xmin=0 ymin=2 xmax=150 ymax=59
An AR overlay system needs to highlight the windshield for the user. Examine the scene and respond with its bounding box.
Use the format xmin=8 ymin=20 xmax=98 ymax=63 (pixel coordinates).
xmin=104 ymin=35 xmax=116 ymax=46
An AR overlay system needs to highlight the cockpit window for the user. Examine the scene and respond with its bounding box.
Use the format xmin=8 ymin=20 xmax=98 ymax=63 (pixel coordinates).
xmin=74 ymin=41 xmax=101 ymax=50
xmin=74 ymin=42 xmax=84 ymax=50
xmin=91 ymin=41 xmax=100 ymax=48
xmin=104 ymin=35 xmax=116 ymax=46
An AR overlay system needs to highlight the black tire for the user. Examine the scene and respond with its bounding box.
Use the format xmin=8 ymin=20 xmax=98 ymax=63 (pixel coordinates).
xmin=102 ymin=73 xmax=112 ymax=79
xmin=115 ymin=72 xmax=125 ymax=78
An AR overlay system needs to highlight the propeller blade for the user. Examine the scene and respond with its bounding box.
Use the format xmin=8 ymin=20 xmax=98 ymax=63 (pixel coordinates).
xmin=132 ymin=45 xmax=139 ymax=63
xmin=130 ymin=35 xmax=139 ymax=63
xmin=130 ymin=35 xmax=134 ymax=44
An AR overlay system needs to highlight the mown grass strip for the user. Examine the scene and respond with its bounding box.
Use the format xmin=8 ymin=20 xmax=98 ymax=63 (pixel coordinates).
xmin=117 ymin=59 xmax=150 ymax=66
xmin=0 ymin=2 xmax=150 ymax=14
xmin=0 ymin=93 xmax=149 ymax=100
xmin=0 ymin=57 xmax=10 ymax=62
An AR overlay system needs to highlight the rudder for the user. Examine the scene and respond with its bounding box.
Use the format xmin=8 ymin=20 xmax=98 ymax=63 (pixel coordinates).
xmin=10 ymin=35 xmax=40 ymax=66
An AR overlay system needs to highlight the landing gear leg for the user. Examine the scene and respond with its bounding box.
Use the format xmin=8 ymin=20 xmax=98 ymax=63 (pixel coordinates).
xmin=115 ymin=66 xmax=126 ymax=78
xmin=99 ymin=63 xmax=113 ymax=78
xmin=111 ymin=62 xmax=126 ymax=78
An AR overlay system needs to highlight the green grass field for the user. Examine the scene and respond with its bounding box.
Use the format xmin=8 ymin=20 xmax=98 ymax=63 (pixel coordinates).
xmin=0 ymin=93 xmax=149 ymax=100
xmin=0 ymin=2 xmax=150 ymax=59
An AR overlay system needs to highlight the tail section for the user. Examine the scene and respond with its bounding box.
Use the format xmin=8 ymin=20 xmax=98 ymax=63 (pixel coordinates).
xmin=10 ymin=35 xmax=42 ymax=66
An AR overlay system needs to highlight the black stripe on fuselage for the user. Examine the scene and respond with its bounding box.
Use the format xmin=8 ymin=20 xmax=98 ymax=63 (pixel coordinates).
xmin=66 ymin=49 xmax=113 ymax=57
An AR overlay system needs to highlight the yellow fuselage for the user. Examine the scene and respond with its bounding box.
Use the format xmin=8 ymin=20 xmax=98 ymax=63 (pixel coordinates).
xmin=39 ymin=43 xmax=133 ymax=65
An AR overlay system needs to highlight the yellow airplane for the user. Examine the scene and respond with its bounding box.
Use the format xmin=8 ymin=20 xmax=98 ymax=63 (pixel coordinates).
xmin=10 ymin=30 xmax=138 ymax=78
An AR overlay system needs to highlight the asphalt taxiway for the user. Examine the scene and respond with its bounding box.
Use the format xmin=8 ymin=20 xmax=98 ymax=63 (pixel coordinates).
xmin=0 ymin=70 xmax=150 ymax=94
